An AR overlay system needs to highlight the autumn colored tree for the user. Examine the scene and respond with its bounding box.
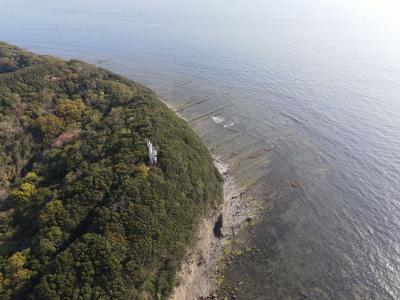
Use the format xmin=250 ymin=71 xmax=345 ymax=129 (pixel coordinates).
xmin=56 ymin=98 xmax=85 ymax=121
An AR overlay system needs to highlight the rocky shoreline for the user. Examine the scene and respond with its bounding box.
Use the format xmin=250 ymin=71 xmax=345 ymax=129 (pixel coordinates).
xmin=170 ymin=155 xmax=251 ymax=300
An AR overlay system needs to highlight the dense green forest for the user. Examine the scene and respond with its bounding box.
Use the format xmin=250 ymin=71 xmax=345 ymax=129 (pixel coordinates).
xmin=0 ymin=43 xmax=222 ymax=299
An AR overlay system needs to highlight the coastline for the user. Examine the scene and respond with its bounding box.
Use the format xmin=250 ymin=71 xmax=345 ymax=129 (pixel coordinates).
xmin=170 ymin=156 xmax=251 ymax=300
xmin=162 ymin=95 xmax=255 ymax=299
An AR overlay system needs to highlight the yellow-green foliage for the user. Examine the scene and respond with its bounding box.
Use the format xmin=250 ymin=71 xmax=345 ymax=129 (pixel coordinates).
xmin=0 ymin=43 xmax=223 ymax=300
xmin=57 ymin=98 xmax=85 ymax=121
xmin=10 ymin=183 xmax=36 ymax=202
xmin=38 ymin=200 xmax=68 ymax=227
xmin=36 ymin=114 xmax=64 ymax=139
xmin=136 ymin=163 xmax=150 ymax=176
xmin=23 ymin=172 xmax=41 ymax=184
xmin=1 ymin=251 xmax=33 ymax=296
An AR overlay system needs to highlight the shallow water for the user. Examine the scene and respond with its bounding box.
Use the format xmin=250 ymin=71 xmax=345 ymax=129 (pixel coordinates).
xmin=1 ymin=0 xmax=400 ymax=298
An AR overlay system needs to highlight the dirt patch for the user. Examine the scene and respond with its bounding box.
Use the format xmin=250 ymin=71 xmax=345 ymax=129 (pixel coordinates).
xmin=170 ymin=156 xmax=251 ymax=300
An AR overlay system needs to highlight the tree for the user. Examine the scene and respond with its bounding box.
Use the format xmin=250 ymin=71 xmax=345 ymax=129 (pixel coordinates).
xmin=0 ymin=251 xmax=33 ymax=299
xmin=57 ymin=98 xmax=85 ymax=122
xmin=10 ymin=182 xmax=37 ymax=203
xmin=36 ymin=114 xmax=64 ymax=140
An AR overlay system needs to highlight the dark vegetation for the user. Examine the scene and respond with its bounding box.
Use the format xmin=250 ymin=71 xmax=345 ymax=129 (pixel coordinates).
xmin=0 ymin=43 xmax=223 ymax=299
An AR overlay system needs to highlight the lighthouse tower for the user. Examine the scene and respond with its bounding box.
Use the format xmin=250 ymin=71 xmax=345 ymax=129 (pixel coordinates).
xmin=147 ymin=140 xmax=157 ymax=165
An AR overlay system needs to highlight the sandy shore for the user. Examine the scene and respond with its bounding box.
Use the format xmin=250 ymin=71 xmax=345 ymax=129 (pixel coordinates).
xmin=170 ymin=156 xmax=251 ymax=300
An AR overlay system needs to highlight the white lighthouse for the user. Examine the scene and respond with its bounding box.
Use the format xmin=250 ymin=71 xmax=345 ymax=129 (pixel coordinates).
xmin=147 ymin=140 xmax=158 ymax=165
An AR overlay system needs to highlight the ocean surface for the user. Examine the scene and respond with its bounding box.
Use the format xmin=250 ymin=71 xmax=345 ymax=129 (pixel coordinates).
xmin=1 ymin=0 xmax=399 ymax=298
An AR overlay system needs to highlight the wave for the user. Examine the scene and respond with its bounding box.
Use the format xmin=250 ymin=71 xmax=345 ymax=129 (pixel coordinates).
xmin=212 ymin=116 xmax=235 ymax=128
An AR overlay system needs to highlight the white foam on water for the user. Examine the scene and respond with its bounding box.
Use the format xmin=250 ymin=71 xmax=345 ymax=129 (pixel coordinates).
xmin=212 ymin=116 xmax=235 ymax=128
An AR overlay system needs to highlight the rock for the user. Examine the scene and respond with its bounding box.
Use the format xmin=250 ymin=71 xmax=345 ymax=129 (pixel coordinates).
xmin=213 ymin=214 xmax=223 ymax=238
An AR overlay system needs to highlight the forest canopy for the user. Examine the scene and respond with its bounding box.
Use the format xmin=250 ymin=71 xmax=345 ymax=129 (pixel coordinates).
xmin=0 ymin=42 xmax=222 ymax=299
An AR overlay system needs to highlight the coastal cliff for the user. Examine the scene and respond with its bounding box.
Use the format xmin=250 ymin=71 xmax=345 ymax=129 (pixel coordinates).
xmin=0 ymin=43 xmax=222 ymax=299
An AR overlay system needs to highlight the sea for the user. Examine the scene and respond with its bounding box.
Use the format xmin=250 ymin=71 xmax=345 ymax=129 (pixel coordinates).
xmin=0 ymin=0 xmax=399 ymax=298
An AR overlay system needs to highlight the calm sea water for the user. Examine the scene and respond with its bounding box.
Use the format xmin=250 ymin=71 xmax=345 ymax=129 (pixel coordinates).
xmin=1 ymin=0 xmax=399 ymax=298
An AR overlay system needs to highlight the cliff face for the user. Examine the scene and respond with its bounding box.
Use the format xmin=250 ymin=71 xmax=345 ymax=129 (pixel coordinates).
xmin=0 ymin=43 xmax=223 ymax=299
